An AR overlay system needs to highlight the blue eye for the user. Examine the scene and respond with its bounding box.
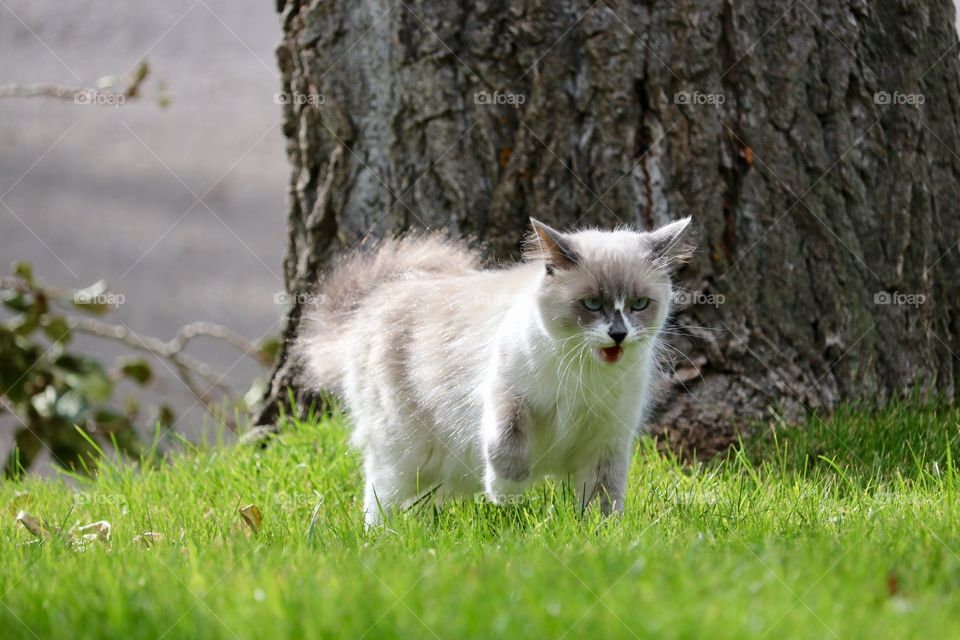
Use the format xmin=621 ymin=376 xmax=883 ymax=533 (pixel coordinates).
xmin=630 ymin=297 xmax=650 ymax=311
xmin=581 ymin=297 xmax=602 ymax=311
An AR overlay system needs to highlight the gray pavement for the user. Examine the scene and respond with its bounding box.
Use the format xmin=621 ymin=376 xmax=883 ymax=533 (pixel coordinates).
xmin=0 ymin=1 xmax=290 ymax=470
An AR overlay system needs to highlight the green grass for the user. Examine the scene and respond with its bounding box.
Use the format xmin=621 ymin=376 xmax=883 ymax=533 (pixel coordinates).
xmin=2 ymin=403 xmax=960 ymax=639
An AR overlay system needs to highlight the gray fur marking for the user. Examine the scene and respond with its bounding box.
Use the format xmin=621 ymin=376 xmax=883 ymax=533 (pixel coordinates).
xmin=486 ymin=400 xmax=530 ymax=482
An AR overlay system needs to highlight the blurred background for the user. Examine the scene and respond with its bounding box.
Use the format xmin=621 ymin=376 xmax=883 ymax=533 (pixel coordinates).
xmin=0 ymin=1 xmax=288 ymax=472
xmin=2 ymin=2 xmax=960 ymax=475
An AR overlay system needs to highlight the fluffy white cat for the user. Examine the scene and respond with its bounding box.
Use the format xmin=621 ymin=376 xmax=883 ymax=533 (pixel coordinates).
xmin=299 ymin=218 xmax=694 ymax=525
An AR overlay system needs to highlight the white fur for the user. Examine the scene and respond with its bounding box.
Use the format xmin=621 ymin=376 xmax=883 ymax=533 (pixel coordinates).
xmin=299 ymin=220 xmax=693 ymax=525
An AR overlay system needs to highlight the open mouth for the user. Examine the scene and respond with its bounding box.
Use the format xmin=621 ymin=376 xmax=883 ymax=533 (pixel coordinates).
xmin=599 ymin=345 xmax=623 ymax=363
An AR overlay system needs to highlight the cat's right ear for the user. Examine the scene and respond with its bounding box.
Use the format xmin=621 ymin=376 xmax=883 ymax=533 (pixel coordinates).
xmin=645 ymin=216 xmax=696 ymax=270
xmin=528 ymin=218 xmax=578 ymax=275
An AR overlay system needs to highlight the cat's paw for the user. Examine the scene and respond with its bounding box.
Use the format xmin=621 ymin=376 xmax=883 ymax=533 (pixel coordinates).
xmin=484 ymin=473 xmax=528 ymax=504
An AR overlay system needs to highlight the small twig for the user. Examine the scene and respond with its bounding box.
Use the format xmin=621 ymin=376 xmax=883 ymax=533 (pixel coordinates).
xmin=0 ymin=60 xmax=150 ymax=102
xmin=170 ymin=322 xmax=271 ymax=365
xmin=0 ymin=83 xmax=86 ymax=100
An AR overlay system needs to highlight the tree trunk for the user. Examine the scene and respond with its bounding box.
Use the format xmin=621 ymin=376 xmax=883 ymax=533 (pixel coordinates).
xmin=257 ymin=0 xmax=960 ymax=455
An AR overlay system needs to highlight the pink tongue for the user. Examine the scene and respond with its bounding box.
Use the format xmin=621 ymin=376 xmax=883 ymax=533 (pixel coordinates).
xmin=600 ymin=346 xmax=623 ymax=362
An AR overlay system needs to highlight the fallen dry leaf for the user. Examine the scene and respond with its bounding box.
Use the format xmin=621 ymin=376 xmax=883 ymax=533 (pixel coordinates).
xmin=74 ymin=521 xmax=112 ymax=544
xmin=887 ymin=570 xmax=900 ymax=597
xmin=61 ymin=520 xmax=113 ymax=551
xmin=16 ymin=511 xmax=51 ymax=540
xmin=238 ymin=504 xmax=263 ymax=534
xmin=132 ymin=532 xmax=164 ymax=548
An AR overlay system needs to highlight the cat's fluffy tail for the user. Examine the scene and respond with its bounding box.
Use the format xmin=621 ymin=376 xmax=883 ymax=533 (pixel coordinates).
xmin=296 ymin=233 xmax=481 ymax=393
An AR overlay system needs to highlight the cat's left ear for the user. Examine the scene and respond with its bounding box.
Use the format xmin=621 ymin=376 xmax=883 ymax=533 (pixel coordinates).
xmin=645 ymin=217 xmax=696 ymax=269
xmin=528 ymin=218 xmax=579 ymax=274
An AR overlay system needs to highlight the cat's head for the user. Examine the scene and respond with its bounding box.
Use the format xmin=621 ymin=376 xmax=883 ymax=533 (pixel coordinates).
xmin=525 ymin=217 xmax=694 ymax=364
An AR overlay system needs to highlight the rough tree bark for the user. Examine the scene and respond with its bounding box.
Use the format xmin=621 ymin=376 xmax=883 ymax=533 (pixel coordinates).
xmin=257 ymin=0 xmax=960 ymax=455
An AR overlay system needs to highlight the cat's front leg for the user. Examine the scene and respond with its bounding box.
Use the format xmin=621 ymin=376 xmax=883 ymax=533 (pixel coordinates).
xmin=482 ymin=395 xmax=532 ymax=502
xmin=575 ymin=443 xmax=632 ymax=516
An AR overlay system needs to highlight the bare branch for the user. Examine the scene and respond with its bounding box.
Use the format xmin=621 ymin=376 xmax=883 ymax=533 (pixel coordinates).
xmin=68 ymin=316 xmax=240 ymax=422
xmin=2 ymin=273 xmax=270 ymax=433
xmin=0 ymin=60 xmax=150 ymax=102
xmin=170 ymin=322 xmax=271 ymax=365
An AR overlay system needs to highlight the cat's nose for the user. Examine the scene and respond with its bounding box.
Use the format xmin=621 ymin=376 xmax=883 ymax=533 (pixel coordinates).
xmin=608 ymin=329 xmax=627 ymax=344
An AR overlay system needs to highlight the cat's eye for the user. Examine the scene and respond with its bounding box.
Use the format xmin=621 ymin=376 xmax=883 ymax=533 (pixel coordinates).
xmin=581 ymin=297 xmax=602 ymax=311
xmin=630 ymin=297 xmax=650 ymax=311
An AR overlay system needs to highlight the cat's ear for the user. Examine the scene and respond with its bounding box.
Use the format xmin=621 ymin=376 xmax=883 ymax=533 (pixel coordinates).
xmin=645 ymin=217 xmax=696 ymax=269
xmin=528 ymin=218 xmax=579 ymax=274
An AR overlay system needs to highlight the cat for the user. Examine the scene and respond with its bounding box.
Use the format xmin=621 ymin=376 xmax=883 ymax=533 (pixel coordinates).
xmin=298 ymin=218 xmax=695 ymax=525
